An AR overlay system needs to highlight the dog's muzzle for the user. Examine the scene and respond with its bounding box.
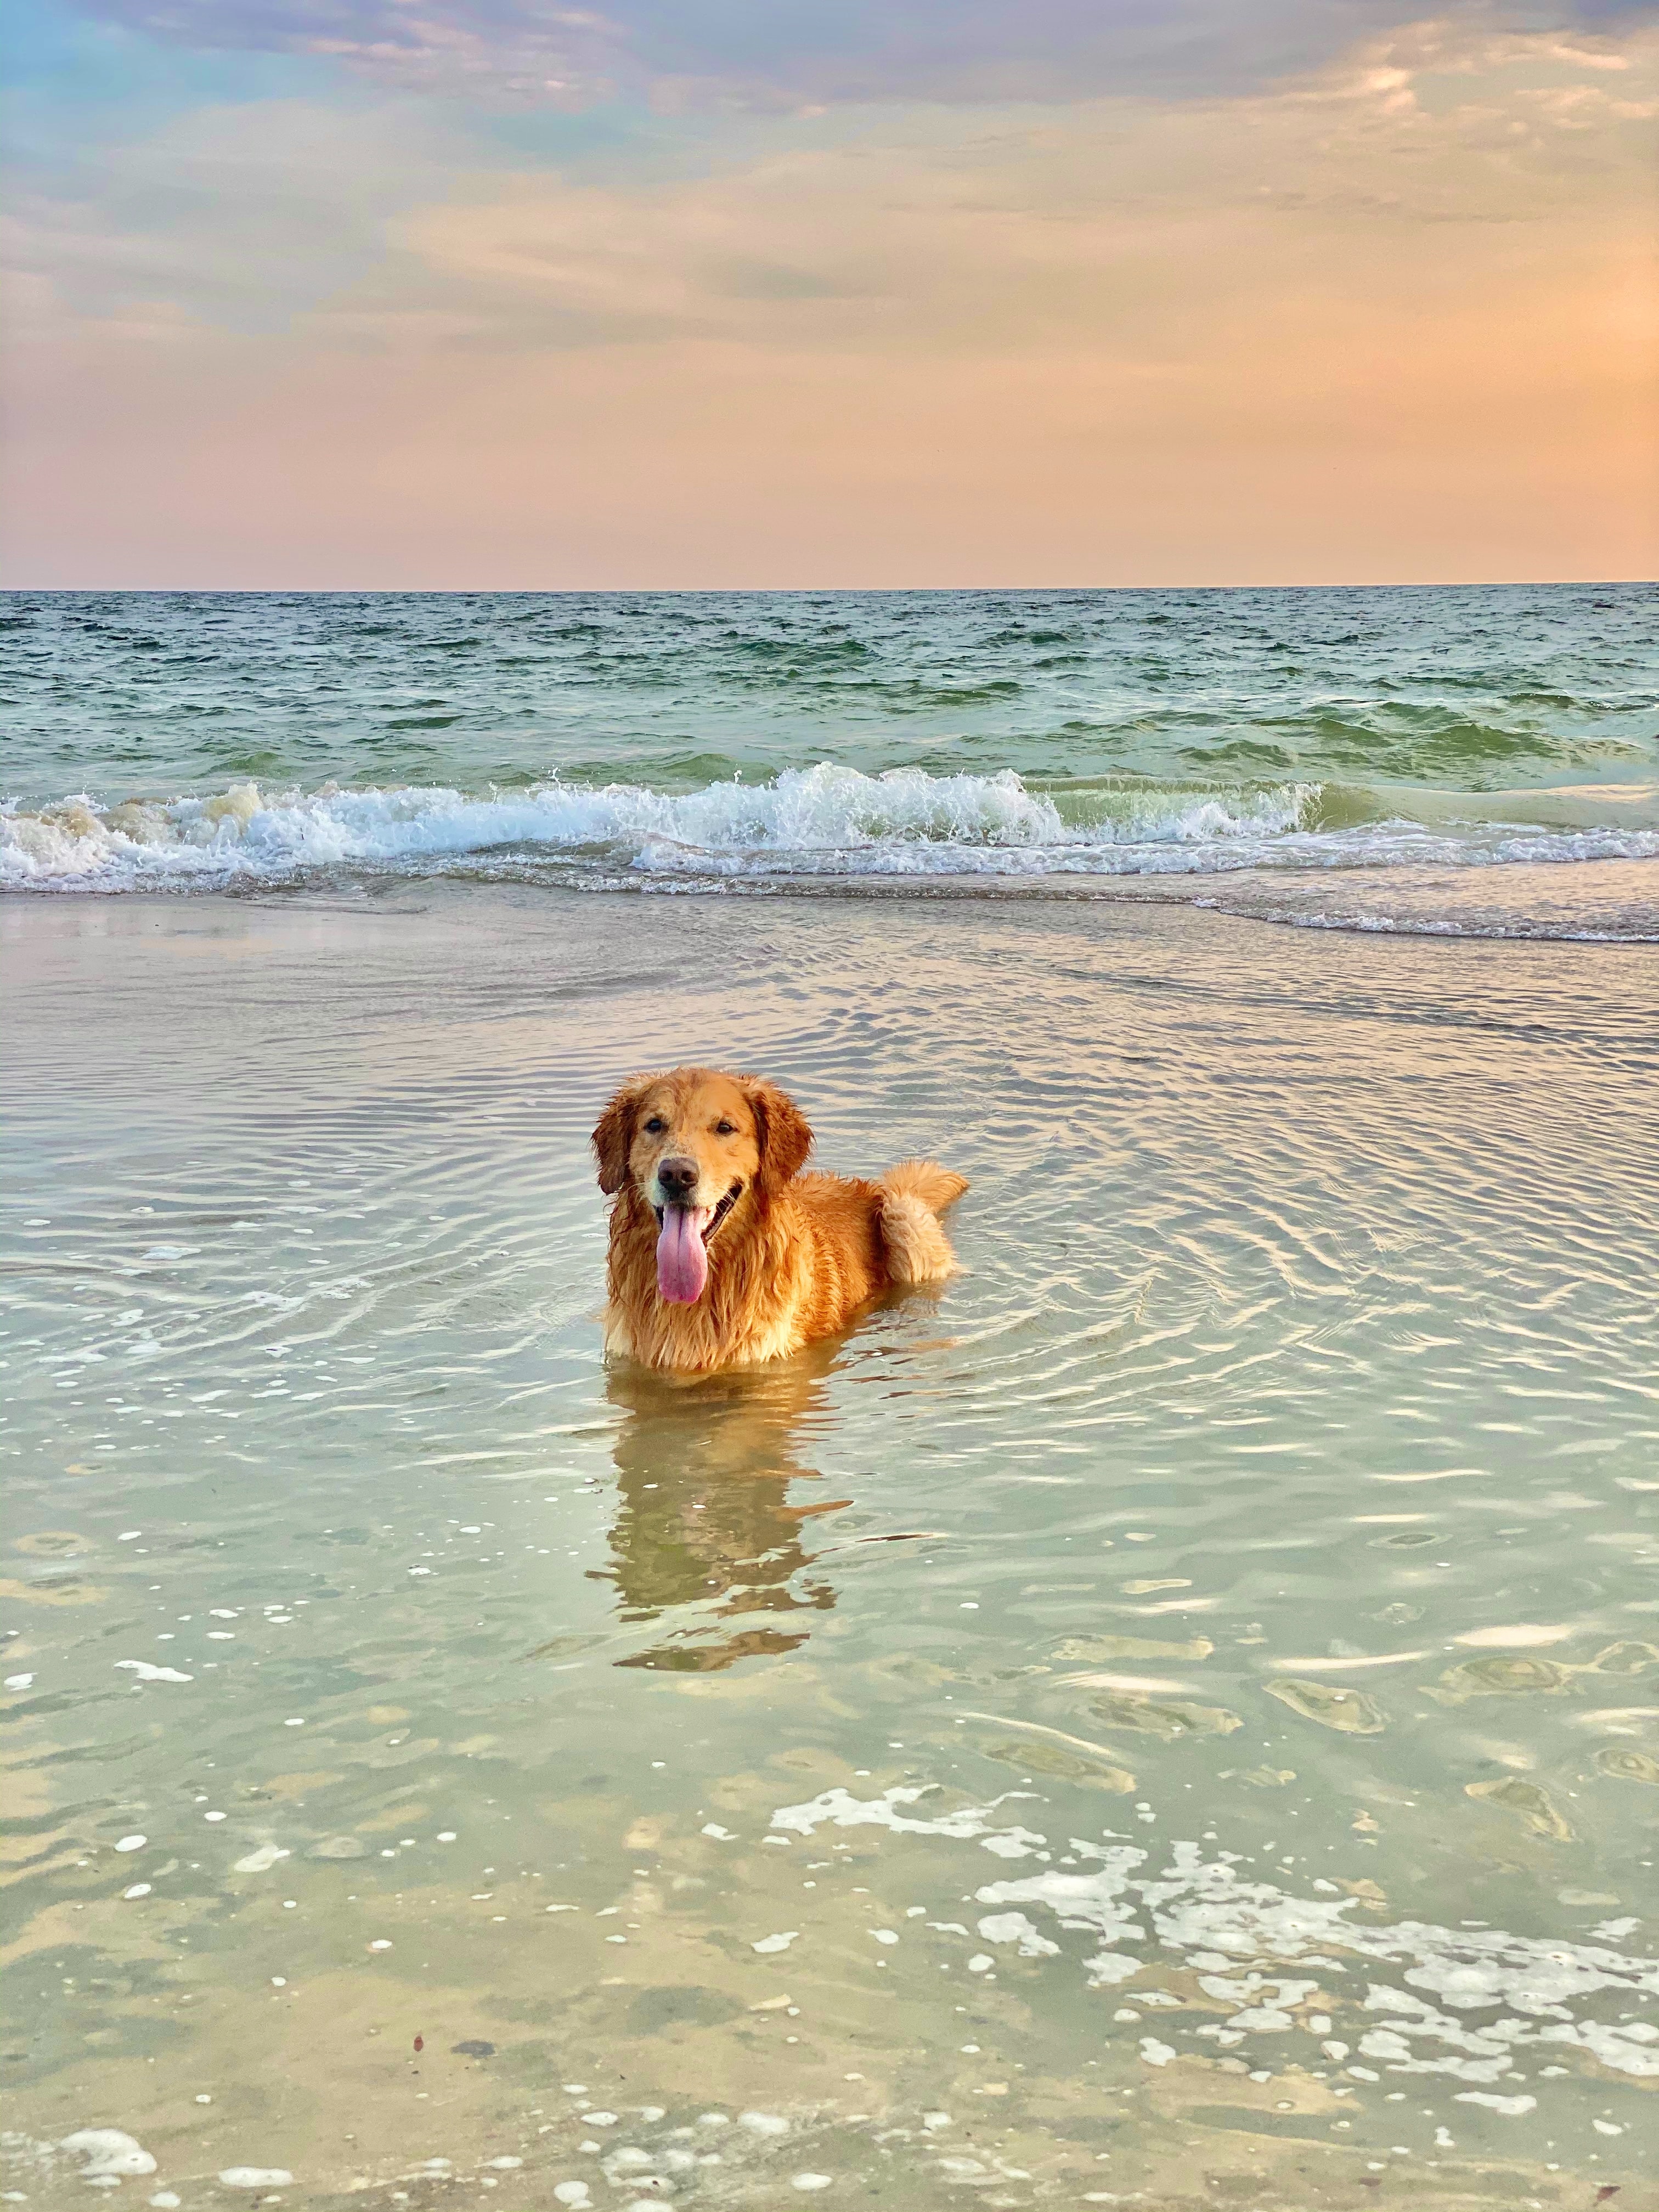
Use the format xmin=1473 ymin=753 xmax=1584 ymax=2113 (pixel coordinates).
xmin=652 ymin=1181 xmax=743 ymax=1237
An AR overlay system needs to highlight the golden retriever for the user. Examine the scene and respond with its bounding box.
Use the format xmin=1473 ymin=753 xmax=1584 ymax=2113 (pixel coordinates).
xmin=592 ymin=1066 xmax=968 ymax=1374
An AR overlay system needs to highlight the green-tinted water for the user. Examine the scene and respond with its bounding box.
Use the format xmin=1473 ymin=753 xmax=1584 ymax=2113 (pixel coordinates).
xmin=4 ymin=586 xmax=1657 ymax=923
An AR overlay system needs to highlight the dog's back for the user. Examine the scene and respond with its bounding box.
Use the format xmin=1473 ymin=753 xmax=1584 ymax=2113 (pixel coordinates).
xmin=695 ymin=1156 xmax=968 ymax=1355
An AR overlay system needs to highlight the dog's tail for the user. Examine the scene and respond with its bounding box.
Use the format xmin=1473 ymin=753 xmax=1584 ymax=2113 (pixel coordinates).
xmin=878 ymin=1158 xmax=970 ymax=1285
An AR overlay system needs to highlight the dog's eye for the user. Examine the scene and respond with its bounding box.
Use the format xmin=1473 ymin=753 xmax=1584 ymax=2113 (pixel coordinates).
xmin=715 ymin=1119 xmax=736 ymax=1136
xmin=643 ymin=1116 xmax=667 ymax=1134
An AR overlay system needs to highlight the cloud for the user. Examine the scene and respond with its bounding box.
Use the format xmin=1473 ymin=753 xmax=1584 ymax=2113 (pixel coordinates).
xmin=71 ymin=0 xmax=1659 ymax=108
xmin=9 ymin=15 xmax=1654 ymax=349
xmin=4 ymin=23 xmax=1652 ymax=588
xmin=3 ymin=96 xmax=482 ymax=334
xmin=13 ymin=15 xmax=1653 ymax=346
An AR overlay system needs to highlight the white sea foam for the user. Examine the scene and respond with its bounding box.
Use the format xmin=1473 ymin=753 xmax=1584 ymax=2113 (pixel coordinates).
xmin=59 ymin=2130 xmax=156 ymax=2180
xmin=233 ymin=1844 xmax=291 ymax=1873
xmin=8 ymin=766 xmax=1656 ymax=901
xmin=770 ymin=1784 xmax=1046 ymax=1853
xmin=769 ymin=1789 xmax=1659 ymax=2095
xmin=976 ymin=1912 xmax=1060 ymax=1957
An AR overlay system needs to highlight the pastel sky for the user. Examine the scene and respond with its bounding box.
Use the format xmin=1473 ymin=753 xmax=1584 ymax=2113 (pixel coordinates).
xmin=3 ymin=0 xmax=1655 ymax=586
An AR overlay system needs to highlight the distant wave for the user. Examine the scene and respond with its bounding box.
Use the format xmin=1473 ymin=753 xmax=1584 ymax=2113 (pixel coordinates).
xmin=5 ymin=764 xmax=1659 ymax=896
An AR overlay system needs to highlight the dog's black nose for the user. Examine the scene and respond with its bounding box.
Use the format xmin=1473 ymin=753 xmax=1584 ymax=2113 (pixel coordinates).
xmin=657 ymin=1156 xmax=698 ymax=1199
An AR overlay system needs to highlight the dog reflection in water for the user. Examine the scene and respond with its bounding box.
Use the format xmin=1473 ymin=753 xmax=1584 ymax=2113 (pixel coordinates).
xmin=592 ymin=1351 xmax=845 ymax=1671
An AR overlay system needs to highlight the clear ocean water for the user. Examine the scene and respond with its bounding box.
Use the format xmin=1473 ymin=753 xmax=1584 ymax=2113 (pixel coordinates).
xmin=2 ymin=585 xmax=1657 ymax=2206
xmin=2 ymin=584 xmax=1656 ymax=934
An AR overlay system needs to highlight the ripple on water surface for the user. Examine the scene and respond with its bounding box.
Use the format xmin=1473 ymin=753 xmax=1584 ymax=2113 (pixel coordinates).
xmin=0 ymin=884 xmax=1654 ymax=2205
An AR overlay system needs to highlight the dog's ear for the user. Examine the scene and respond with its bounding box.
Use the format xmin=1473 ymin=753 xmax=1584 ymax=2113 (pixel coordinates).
xmin=746 ymin=1077 xmax=812 ymax=1193
xmin=592 ymin=1077 xmax=647 ymax=1195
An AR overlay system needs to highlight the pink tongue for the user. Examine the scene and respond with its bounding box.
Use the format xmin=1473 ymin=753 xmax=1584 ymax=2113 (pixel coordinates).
xmin=656 ymin=1205 xmax=713 ymax=1304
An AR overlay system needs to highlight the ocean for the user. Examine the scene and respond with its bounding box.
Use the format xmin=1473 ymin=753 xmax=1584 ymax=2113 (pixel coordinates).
xmin=2 ymin=585 xmax=1656 ymax=2207
xmin=3 ymin=582 xmax=1657 ymax=935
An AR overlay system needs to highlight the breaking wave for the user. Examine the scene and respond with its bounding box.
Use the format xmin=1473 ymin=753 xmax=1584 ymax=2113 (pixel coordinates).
xmin=4 ymin=766 xmax=1658 ymax=916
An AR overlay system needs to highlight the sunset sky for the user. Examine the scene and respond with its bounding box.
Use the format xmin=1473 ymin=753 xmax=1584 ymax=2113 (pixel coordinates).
xmin=3 ymin=0 xmax=1655 ymax=587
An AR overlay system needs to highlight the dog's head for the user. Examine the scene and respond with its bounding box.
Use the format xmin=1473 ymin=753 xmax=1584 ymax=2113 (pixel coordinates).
xmin=592 ymin=1068 xmax=813 ymax=1304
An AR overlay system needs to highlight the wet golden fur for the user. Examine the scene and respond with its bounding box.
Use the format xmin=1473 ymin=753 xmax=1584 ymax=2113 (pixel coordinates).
xmin=593 ymin=1066 xmax=968 ymax=1375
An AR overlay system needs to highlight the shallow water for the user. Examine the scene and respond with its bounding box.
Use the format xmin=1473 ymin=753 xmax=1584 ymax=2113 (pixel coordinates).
xmin=2 ymin=885 xmax=1656 ymax=2209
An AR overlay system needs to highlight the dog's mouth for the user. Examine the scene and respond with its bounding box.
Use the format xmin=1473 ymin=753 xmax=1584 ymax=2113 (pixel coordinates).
xmin=653 ymin=1182 xmax=743 ymax=1305
xmin=652 ymin=1182 xmax=742 ymax=1240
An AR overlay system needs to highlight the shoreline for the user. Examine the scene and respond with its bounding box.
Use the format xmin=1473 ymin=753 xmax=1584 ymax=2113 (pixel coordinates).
xmin=5 ymin=849 xmax=1658 ymax=945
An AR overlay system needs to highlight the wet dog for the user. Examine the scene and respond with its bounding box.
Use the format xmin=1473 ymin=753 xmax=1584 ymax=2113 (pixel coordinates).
xmin=592 ymin=1066 xmax=967 ymax=1374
